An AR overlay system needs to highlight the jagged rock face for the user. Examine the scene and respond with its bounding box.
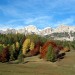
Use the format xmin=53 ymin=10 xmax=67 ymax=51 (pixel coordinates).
xmin=53 ymin=25 xmax=75 ymax=33
xmin=40 ymin=27 xmax=53 ymax=35
xmin=24 ymin=25 xmax=40 ymax=34
xmin=0 ymin=25 xmax=75 ymax=36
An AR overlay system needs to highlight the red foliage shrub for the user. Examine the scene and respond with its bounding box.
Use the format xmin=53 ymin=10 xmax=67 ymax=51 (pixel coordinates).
xmin=30 ymin=41 xmax=41 ymax=56
xmin=25 ymin=41 xmax=42 ymax=57
xmin=40 ymin=41 xmax=63 ymax=59
xmin=0 ymin=47 xmax=10 ymax=63
xmin=40 ymin=41 xmax=57 ymax=58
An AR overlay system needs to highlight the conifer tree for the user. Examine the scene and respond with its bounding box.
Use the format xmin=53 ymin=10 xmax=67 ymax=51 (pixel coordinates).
xmin=22 ymin=39 xmax=31 ymax=55
xmin=15 ymin=41 xmax=20 ymax=51
xmin=18 ymin=50 xmax=24 ymax=63
xmin=9 ymin=44 xmax=15 ymax=60
xmin=30 ymin=41 xmax=35 ymax=50
xmin=0 ymin=44 xmax=3 ymax=53
xmin=46 ymin=45 xmax=56 ymax=62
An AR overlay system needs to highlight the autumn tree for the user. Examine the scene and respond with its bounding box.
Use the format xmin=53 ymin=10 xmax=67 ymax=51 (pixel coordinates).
xmin=1 ymin=46 xmax=10 ymax=63
xmin=30 ymin=41 xmax=35 ymax=50
xmin=22 ymin=39 xmax=31 ymax=55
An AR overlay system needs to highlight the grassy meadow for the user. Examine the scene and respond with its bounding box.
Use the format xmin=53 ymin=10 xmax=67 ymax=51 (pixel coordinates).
xmin=0 ymin=34 xmax=75 ymax=75
xmin=0 ymin=50 xmax=75 ymax=75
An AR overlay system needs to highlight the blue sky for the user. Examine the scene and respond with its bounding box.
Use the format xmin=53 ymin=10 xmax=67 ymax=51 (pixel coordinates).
xmin=0 ymin=0 xmax=75 ymax=30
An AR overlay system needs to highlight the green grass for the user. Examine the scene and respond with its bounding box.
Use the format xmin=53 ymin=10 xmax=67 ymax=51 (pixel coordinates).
xmin=0 ymin=50 xmax=75 ymax=75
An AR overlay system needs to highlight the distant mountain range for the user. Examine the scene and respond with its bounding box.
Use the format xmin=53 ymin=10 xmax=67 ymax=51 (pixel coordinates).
xmin=0 ymin=25 xmax=75 ymax=35
xmin=0 ymin=25 xmax=75 ymax=41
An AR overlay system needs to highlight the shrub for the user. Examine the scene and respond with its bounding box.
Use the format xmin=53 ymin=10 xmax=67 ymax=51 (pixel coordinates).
xmin=1 ymin=46 xmax=10 ymax=63
xmin=30 ymin=41 xmax=41 ymax=56
xmin=40 ymin=41 xmax=57 ymax=58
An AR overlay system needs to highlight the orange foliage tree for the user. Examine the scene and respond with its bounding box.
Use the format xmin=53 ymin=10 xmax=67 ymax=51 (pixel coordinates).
xmin=40 ymin=41 xmax=64 ymax=60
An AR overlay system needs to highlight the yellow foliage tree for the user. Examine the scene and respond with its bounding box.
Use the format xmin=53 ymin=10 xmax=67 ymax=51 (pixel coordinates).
xmin=0 ymin=44 xmax=2 ymax=46
xmin=3 ymin=44 xmax=6 ymax=48
xmin=12 ymin=44 xmax=15 ymax=52
xmin=22 ymin=39 xmax=31 ymax=55
xmin=15 ymin=41 xmax=20 ymax=50
xmin=30 ymin=41 xmax=35 ymax=50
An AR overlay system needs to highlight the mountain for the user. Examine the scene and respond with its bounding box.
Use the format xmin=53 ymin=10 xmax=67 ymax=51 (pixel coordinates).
xmin=0 ymin=30 xmax=5 ymax=34
xmin=0 ymin=25 xmax=75 ymax=36
xmin=40 ymin=27 xmax=53 ymax=35
xmin=24 ymin=25 xmax=40 ymax=34
xmin=53 ymin=25 xmax=75 ymax=33
xmin=0 ymin=24 xmax=75 ymax=41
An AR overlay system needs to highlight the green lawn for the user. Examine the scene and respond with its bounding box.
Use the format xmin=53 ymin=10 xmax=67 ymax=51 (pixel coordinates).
xmin=0 ymin=50 xmax=75 ymax=75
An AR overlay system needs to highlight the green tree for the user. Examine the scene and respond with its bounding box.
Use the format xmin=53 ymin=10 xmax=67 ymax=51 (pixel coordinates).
xmin=0 ymin=44 xmax=3 ymax=54
xmin=46 ymin=45 xmax=56 ymax=62
xmin=15 ymin=41 xmax=20 ymax=51
xmin=9 ymin=44 xmax=15 ymax=60
xmin=18 ymin=50 xmax=24 ymax=63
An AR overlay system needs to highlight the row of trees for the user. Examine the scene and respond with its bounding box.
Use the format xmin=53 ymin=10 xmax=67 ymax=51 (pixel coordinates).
xmin=0 ymin=33 xmax=47 ymax=62
xmin=0 ymin=33 xmax=75 ymax=63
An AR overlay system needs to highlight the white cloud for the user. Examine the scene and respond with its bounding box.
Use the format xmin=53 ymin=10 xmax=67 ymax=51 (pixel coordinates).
xmin=0 ymin=16 xmax=75 ymax=30
xmin=6 ymin=19 xmax=25 ymax=24
xmin=0 ymin=16 xmax=53 ymax=29
xmin=3 ymin=16 xmax=75 ymax=29
xmin=25 ymin=16 xmax=53 ymax=24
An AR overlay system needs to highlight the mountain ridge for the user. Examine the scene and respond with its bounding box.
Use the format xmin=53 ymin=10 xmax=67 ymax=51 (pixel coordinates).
xmin=0 ymin=25 xmax=75 ymax=36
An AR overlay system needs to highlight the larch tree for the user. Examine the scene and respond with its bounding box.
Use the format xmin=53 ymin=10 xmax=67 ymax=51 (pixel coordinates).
xmin=22 ymin=39 xmax=31 ymax=55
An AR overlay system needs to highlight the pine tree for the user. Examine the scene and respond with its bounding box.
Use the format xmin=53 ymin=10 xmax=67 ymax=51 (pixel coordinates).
xmin=0 ymin=44 xmax=3 ymax=54
xmin=46 ymin=45 xmax=56 ymax=62
xmin=0 ymin=44 xmax=3 ymax=61
xmin=18 ymin=50 xmax=24 ymax=63
xmin=9 ymin=44 xmax=15 ymax=61
xmin=15 ymin=41 xmax=20 ymax=51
